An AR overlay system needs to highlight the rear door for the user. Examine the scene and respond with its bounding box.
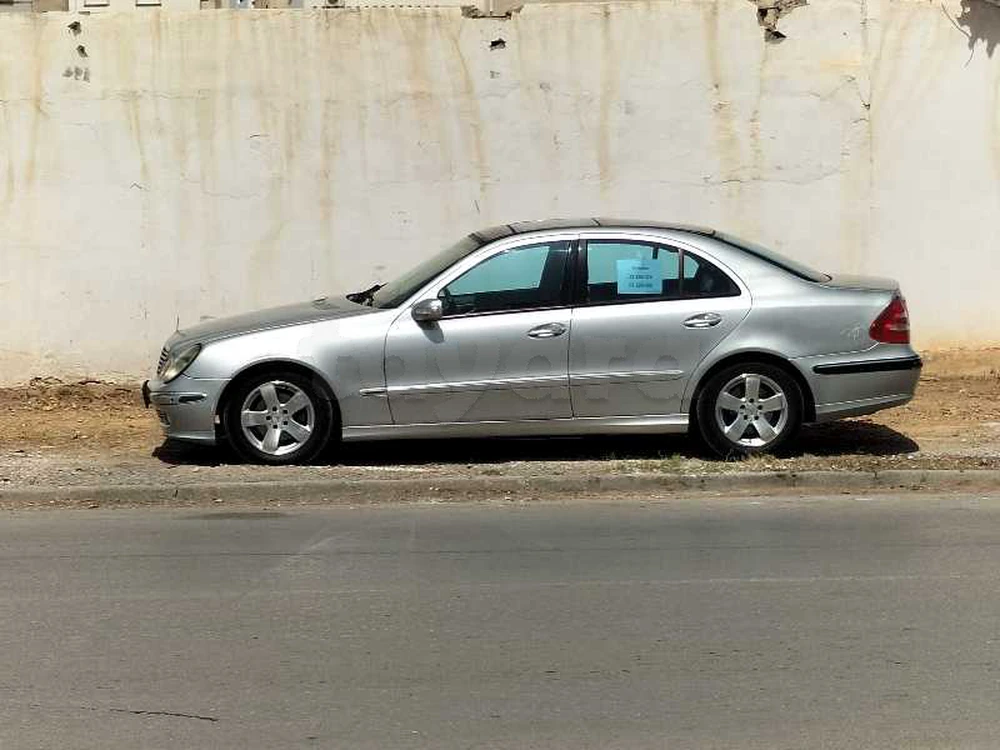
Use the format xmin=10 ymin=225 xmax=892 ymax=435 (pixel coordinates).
xmin=569 ymin=234 xmax=751 ymax=418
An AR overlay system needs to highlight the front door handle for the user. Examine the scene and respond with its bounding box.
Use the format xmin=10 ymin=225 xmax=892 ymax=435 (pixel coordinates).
xmin=527 ymin=322 xmax=567 ymax=339
xmin=683 ymin=313 xmax=723 ymax=329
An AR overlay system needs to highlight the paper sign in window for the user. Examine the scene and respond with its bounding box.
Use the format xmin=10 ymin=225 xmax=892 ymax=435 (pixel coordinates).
xmin=616 ymin=258 xmax=661 ymax=295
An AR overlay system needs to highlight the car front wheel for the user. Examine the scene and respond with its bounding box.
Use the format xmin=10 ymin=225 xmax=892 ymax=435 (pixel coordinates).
xmin=224 ymin=371 xmax=334 ymax=465
xmin=696 ymin=362 xmax=802 ymax=458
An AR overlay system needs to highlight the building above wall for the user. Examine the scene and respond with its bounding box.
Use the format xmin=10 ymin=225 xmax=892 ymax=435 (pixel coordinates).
xmin=1 ymin=0 xmax=34 ymax=12
xmin=29 ymin=0 xmax=508 ymax=10
xmin=36 ymin=0 xmax=477 ymax=10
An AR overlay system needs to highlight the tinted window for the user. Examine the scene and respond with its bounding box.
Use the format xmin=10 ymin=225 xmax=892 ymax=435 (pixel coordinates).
xmin=583 ymin=241 xmax=740 ymax=304
xmin=715 ymin=232 xmax=830 ymax=283
xmin=439 ymin=241 xmax=570 ymax=316
xmin=682 ymin=252 xmax=741 ymax=298
xmin=584 ymin=241 xmax=681 ymax=304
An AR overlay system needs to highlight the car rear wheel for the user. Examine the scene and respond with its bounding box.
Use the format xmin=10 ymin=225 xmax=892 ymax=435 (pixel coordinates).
xmin=224 ymin=371 xmax=335 ymax=465
xmin=696 ymin=362 xmax=802 ymax=458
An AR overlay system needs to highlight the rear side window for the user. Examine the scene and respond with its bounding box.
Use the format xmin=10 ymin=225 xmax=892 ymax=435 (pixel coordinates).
xmin=582 ymin=241 xmax=740 ymax=304
xmin=585 ymin=241 xmax=681 ymax=304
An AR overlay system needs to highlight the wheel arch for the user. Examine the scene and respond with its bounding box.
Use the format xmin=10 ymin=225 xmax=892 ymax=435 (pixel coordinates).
xmin=215 ymin=359 xmax=341 ymax=440
xmin=687 ymin=351 xmax=816 ymax=426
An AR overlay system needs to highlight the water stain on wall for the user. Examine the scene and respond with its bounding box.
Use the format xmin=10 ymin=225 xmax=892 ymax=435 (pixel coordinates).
xmin=0 ymin=5 xmax=998 ymax=383
xmin=597 ymin=4 xmax=614 ymax=199
xmin=701 ymin=0 xmax=747 ymax=215
xmin=956 ymin=0 xmax=1000 ymax=57
xmin=994 ymin=64 xmax=1000 ymax=192
xmin=449 ymin=21 xmax=489 ymax=201
xmin=24 ymin=20 xmax=47 ymax=188
xmin=1 ymin=106 xmax=14 ymax=207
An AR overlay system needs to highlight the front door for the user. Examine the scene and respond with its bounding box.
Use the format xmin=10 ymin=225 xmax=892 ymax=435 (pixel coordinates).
xmin=385 ymin=239 xmax=575 ymax=425
xmin=569 ymin=237 xmax=750 ymax=418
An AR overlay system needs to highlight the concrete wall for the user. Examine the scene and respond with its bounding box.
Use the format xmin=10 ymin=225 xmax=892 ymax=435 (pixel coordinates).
xmin=0 ymin=0 xmax=998 ymax=384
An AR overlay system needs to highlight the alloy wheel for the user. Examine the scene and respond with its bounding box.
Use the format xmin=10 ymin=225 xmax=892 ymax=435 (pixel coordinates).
xmin=239 ymin=380 xmax=316 ymax=457
xmin=713 ymin=373 xmax=789 ymax=448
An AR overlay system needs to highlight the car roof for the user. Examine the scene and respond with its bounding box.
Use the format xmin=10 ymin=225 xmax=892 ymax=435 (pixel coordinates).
xmin=470 ymin=218 xmax=716 ymax=244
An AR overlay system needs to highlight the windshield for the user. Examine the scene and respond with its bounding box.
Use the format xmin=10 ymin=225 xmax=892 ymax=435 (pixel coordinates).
xmin=716 ymin=232 xmax=831 ymax=283
xmin=368 ymin=235 xmax=482 ymax=309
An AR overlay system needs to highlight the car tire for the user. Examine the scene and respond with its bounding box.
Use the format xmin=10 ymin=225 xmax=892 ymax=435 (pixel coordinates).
xmin=224 ymin=370 xmax=336 ymax=465
xmin=696 ymin=362 xmax=802 ymax=458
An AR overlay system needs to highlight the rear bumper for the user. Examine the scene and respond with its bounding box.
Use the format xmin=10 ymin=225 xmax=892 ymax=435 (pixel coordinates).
xmin=811 ymin=355 xmax=922 ymax=376
xmin=805 ymin=354 xmax=922 ymax=423
xmin=141 ymin=375 xmax=229 ymax=445
xmin=814 ymin=392 xmax=915 ymax=422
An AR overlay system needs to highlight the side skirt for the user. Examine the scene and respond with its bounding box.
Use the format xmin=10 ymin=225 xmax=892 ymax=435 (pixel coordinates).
xmin=342 ymin=414 xmax=690 ymax=442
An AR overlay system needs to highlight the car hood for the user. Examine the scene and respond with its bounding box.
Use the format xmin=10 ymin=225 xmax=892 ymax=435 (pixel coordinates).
xmin=166 ymin=297 xmax=377 ymax=349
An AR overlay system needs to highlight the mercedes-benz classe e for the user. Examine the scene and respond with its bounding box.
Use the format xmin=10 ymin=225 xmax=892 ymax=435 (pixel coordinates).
xmin=143 ymin=219 xmax=921 ymax=464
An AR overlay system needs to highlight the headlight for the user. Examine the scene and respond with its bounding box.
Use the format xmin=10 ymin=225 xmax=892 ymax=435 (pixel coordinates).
xmin=160 ymin=344 xmax=202 ymax=383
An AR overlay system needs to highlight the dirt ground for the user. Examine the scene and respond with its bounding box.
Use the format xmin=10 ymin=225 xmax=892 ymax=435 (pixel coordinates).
xmin=0 ymin=348 xmax=997 ymax=488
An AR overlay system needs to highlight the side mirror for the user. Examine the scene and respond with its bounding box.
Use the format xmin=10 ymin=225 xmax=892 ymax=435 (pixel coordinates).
xmin=411 ymin=298 xmax=443 ymax=323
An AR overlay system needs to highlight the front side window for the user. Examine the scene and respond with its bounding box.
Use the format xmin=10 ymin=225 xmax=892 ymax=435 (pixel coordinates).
xmin=439 ymin=241 xmax=571 ymax=316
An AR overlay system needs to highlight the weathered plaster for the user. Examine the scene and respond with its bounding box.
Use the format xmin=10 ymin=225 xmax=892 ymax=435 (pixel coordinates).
xmin=0 ymin=0 xmax=997 ymax=384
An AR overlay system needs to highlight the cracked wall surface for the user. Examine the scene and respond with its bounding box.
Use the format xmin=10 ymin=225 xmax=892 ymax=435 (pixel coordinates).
xmin=750 ymin=0 xmax=807 ymax=41
xmin=0 ymin=0 xmax=998 ymax=383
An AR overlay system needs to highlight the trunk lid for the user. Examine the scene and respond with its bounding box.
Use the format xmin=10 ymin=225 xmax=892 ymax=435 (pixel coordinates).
xmin=820 ymin=274 xmax=899 ymax=293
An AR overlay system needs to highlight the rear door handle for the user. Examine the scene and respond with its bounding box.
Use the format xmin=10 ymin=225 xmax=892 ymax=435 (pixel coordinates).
xmin=683 ymin=313 xmax=723 ymax=329
xmin=527 ymin=322 xmax=567 ymax=339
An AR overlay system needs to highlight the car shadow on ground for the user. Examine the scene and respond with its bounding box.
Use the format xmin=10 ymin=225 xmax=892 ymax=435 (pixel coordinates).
xmin=152 ymin=420 xmax=919 ymax=467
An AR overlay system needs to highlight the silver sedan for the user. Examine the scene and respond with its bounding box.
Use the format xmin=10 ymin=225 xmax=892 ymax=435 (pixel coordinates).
xmin=143 ymin=219 xmax=921 ymax=464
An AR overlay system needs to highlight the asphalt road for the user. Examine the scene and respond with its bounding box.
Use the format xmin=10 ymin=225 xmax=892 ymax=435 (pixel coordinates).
xmin=3 ymin=495 xmax=1000 ymax=749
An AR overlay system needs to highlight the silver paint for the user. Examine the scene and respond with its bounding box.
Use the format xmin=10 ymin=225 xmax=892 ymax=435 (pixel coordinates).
xmin=145 ymin=222 xmax=921 ymax=453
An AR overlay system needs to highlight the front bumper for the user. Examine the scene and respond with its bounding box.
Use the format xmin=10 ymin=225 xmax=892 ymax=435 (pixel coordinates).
xmin=141 ymin=375 xmax=229 ymax=444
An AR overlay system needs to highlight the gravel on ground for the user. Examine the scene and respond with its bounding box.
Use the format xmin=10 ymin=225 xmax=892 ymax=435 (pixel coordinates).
xmin=0 ymin=348 xmax=997 ymax=491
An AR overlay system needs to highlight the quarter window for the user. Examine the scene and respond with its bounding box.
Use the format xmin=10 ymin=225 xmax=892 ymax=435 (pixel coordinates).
xmin=682 ymin=252 xmax=741 ymax=298
xmin=439 ymin=241 xmax=571 ymax=316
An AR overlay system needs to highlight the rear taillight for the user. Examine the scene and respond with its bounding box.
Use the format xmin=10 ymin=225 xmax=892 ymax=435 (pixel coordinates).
xmin=870 ymin=295 xmax=910 ymax=344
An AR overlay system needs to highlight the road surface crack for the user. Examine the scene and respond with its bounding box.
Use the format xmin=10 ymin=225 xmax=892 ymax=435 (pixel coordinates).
xmin=109 ymin=707 xmax=218 ymax=722
xmin=24 ymin=702 xmax=219 ymax=722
